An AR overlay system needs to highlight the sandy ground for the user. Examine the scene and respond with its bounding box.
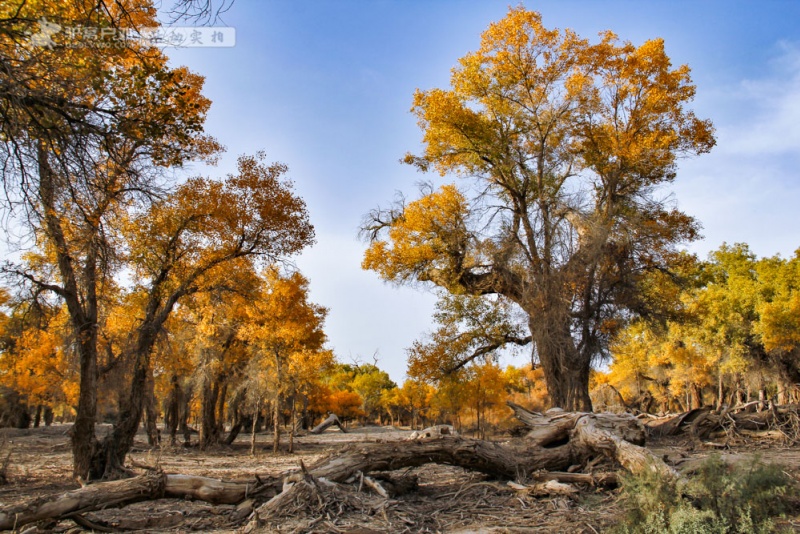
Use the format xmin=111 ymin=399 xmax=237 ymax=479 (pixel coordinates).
xmin=0 ymin=423 xmax=799 ymax=532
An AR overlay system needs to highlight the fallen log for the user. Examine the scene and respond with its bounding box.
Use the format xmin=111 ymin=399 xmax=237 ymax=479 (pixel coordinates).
xmin=645 ymin=403 xmax=800 ymax=441
xmin=164 ymin=473 xmax=279 ymax=504
xmin=310 ymin=413 xmax=347 ymax=434
xmin=507 ymin=402 xmax=645 ymax=447
xmin=507 ymin=401 xmax=668 ymax=477
xmin=0 ymin=471 xmax=165 ymax=531
xmin=305 ymin=436 xmax=573 ymax=482
xmin=0 ymin=472 xmax=281 ymax=531
xmin=1 ymin=407 xmax=670 ymax=531
xmin=571 ymin=414 xmax=677 ymax=479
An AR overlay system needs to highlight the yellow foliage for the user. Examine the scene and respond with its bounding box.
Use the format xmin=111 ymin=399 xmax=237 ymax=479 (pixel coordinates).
xmin=362 ymin=184 xmax=469 ymax=285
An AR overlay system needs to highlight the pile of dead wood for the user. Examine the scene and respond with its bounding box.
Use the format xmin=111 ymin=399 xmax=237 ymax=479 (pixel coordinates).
xmin=645 ymin=402 xmax=800 ymax=445
xmin=0 ymin=403 xmax=676 ymax=531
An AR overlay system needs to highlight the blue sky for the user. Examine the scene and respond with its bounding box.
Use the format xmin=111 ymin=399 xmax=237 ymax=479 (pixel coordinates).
xmin=167 ymin=1 xmax=800 ymax=384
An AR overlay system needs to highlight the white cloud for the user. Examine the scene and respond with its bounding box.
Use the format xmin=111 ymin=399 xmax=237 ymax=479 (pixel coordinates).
xmin=674 ymin=42 xmax=800 ymax=259
xmin=717 ymin=42 xmax=800 ymax=157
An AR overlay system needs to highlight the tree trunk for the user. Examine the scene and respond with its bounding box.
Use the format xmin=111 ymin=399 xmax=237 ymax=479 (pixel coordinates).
xmin=530 ymin=317 xmax=592 ymax=412
xmin=37 ymin=145 xmax=102 ymax=481
xmin=272 ymin=395 xmax=281 ymax=454
xmin=0 ymin=472 xmax=166 ymax=531
xmin=180 ymin=384 xmax=193 ymax=446
xmin=288 ymin=394 xmax=296 ymax=454
xmin=200 ymin=375 xmax=221 ymax=449
xmin=691 ymin=383 xmax=703 ymax=410
xmin=164 ymin=375 xmax=182 ymax=446
xmin=93 ymin=320 xmax=163 ymax=478
xmin=250 ymin=400 xmax=260 ymax=456
xmin=44 ymin=406 xmax=54 ymax=426
xmin=33 ymin=405 xmax=42 ymax=428
xmin=272 ymin=350 xmax=283 ymax=454
xmin=216 ymin=382 xmax=228 ymax=438
xmin=0 ymin=471 xmax=281 ymax=531
xmin=224 ymin=388 xmax=247 ymax=445
xmin=144 ymin=369 xmax=159 ymax=446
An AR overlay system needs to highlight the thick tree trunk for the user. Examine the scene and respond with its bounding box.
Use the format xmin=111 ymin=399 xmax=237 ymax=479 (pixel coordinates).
xmin=200 ymin=375 xmax=221 ymax=449
xmin=72 ymin=327 xmax=100 ymax=480
xmin=530 ymin=316 xmax=592 ymax=412
xmin=33 ymin=405 xmax=42 ymax=428
xmin=0 ymin=472 xmax=281 ymax=531
xmin=43 ymin=406 xmax=54 ymax=426
xmin=93 ymin=322 xmax=162 ymax=478
xmin=163 ymin=375 xmax=182 ymax=445
xmin=647 ymin=403 xmax=800 ymax=442
xmin=0 ymin=472 xmax=166 ymax=531
xmin=37 ymin=144 xmax=101 ymax=481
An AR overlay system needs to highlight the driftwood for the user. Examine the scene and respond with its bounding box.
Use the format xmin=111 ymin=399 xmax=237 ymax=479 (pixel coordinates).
xmin=408 ymin=424 xmax=457 ymax=440
xmin=1 ymin=405 xmax=671 ymax=531
xmin=507 ymin=402 xmax=645 ymax=447
xmin=0 ymin=472 xmax=281 ymax=531
xmin=646 ymin=403 xmax=800 ymax=442
xmin=0 ymin=472 xmax=165 ymax=531
xmin=309 ymin=413 xmax=347 ymax=434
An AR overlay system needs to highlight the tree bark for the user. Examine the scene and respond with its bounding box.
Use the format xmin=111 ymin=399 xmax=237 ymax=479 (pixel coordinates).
xmin=310 ymin=413 xmax=347 ymax=434
xmin=272 ymin=394 xmax=281 ymax=454
xmin=250 ymin=400 xmax=260 ymax=456
xmin=163 ymin=375 xmax=182 ymax=446
xmin=222 ymin=386 xmax=247 ymax=445
xmin=199 ymin=374 xmax=220 ymax=449
xmin=37 ymin=145 xmax=101 ymax=481
xmin=530 ymin=316 xmax=593 ymax=412
xmin=0 ymin=472 xmax=282 ymax=531
xmin=144 ymin=369 xmax=159 ymax=446
xmin=0 ymin=471 xmax=166 ymax=531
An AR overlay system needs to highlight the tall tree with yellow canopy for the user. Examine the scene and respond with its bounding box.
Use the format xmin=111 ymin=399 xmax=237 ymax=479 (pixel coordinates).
xmin=363 ymin=7 xmax=714 ymax=410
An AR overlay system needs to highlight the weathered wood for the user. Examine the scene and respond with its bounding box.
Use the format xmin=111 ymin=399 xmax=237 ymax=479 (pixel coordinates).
xmin=508 ymin=401 xmax=646 ymax=447
xmin=0 ymin=472 xmax=281 ymax=531
xmin=1 ymin=404 xmax=676 ymax=530
xmin=309 ymin=413 xmax=347 ymax=434
xmin=646 ymin=404 xmax=800 ymax=441
xmin=571 ymin=415 xmax=677 ymax=479
xmin=0 ymin=471 xmax=165 ymax=531
xmin=407 ymin=424 xmax=458 ymax=440
xmin=508 ymin=479 xmax=579 ymax=496
xmin=306 ymin=436 xmax=573 ymax=482
xmin=164 ymin=474 xmax=279 ymax=504
xmin=527 ymin=470 xmax=618 ymax=487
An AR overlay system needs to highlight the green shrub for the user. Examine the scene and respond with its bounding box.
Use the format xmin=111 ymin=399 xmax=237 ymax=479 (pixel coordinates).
xmin=615 ymin=454 xmax=793 ymax=534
